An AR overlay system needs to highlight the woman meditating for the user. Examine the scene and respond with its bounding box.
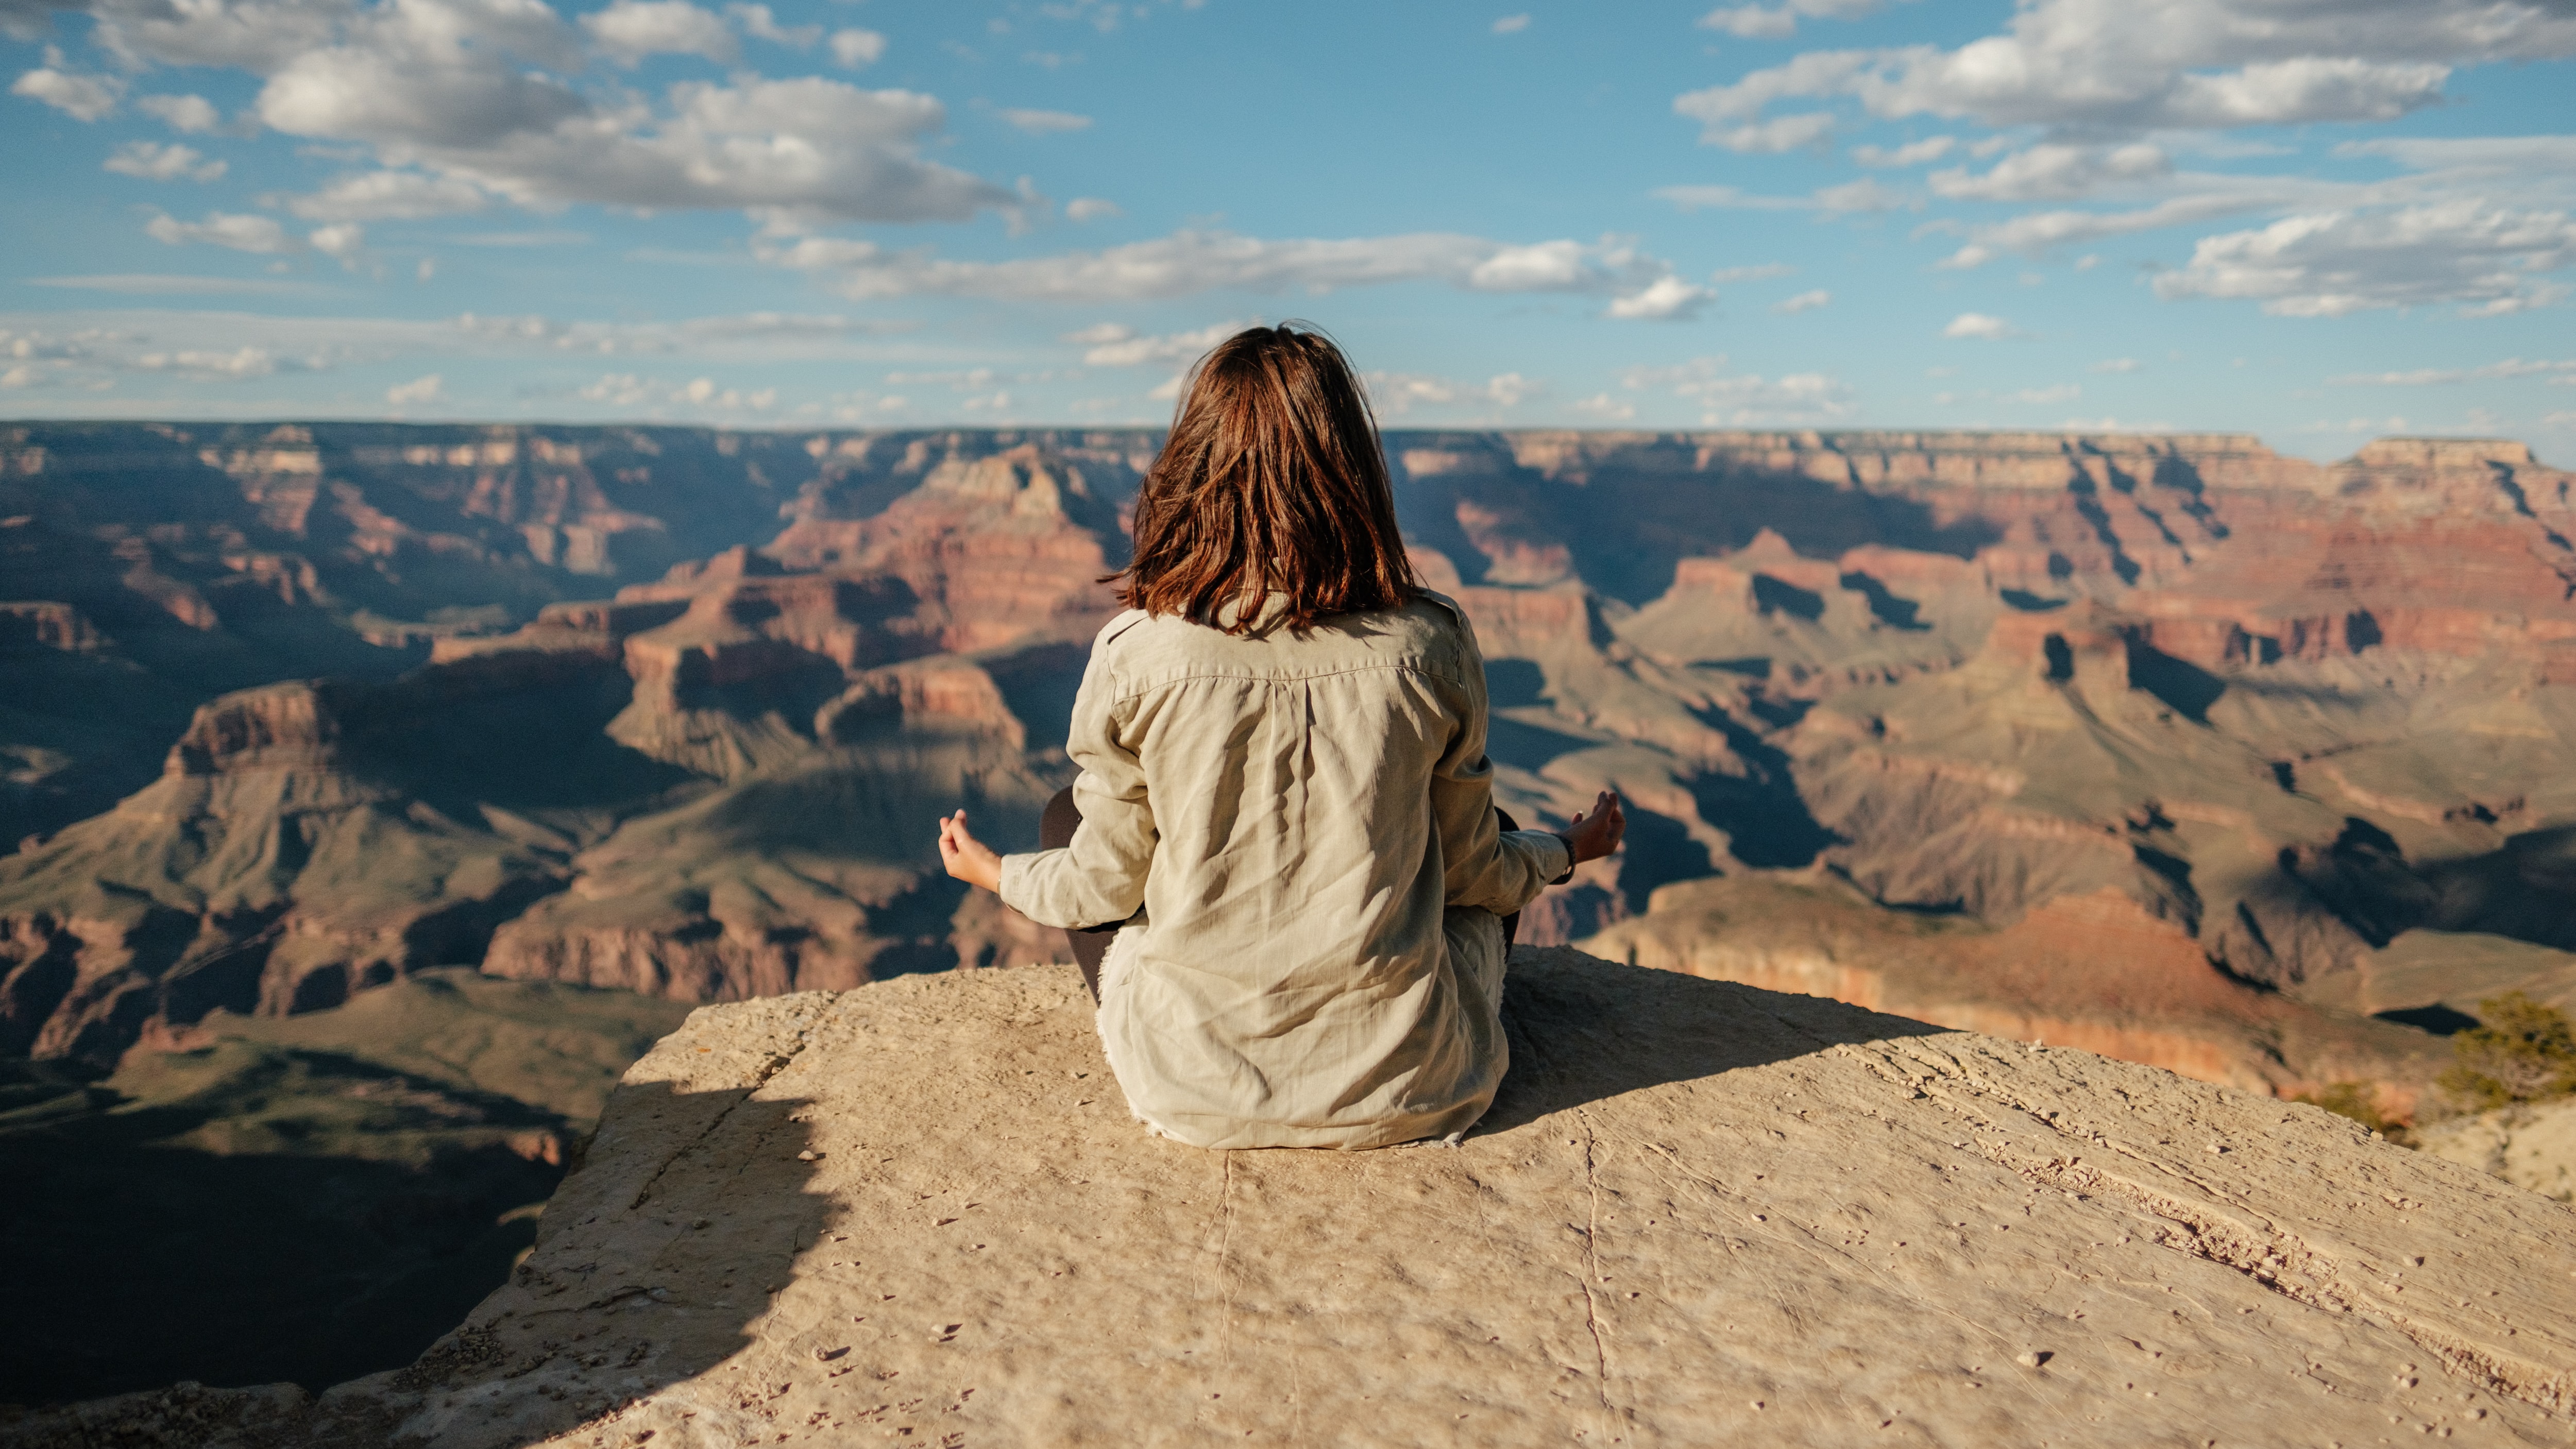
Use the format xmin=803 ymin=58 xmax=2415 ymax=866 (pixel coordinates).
xmin=936 ymin=323 xmax=1623 ymax=1150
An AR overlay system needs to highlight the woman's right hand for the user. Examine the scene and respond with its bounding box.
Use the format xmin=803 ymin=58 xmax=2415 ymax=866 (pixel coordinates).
xmin=1560 ymin=789 xmax=1625 ymax=865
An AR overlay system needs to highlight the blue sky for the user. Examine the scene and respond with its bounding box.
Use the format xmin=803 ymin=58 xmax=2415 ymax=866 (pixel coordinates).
xmin=5 ymin=0 xmax=2574 ymax=458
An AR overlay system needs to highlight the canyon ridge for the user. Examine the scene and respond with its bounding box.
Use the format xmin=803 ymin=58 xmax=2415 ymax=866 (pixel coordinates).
xmin=4 ymin=422 xmax=2574 ymax=1113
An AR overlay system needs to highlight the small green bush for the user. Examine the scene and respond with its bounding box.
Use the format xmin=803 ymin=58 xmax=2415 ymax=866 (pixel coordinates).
xmin=2298 ymin=1080 xmax=2402 ymax=1137
xmin=2438 ymin=991 xmax=2576 ymax=1114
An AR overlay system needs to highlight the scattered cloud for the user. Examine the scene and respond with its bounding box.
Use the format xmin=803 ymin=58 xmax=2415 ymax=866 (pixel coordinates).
xmin=1366 ymin=370 xmax=1539 ymax=415
xmin=1655 ymin=178 xmax=1906 ymax=214
xmin=1492 ymin=13 xmax=1530 ymax=35
xmin=137 ymin=346 xmax=290 ymax=378
xmin=13 ymin=50 xmax=124 ymax=121
xmin=582 ymin=0 xmax=738 ymax=66
xmin=105 ymin=141 xmax=227 ymax=182
xmin=1670 ymin=0 xmax=2573 ymax=137
xmin=1852 ymin=136 xmax=1954 ymax=167
xmin=1930 ymin=193 xmax=2264 ymax=268
xmin=727 ymin=4 xmax=820 ymax=49
xmin=137 ymin=93 xmax=222 ymax=134
xmin=1943 ymin=312 xmax=2025 ymax=339
xmin=582 ymin=372 xmax=778 ymax=410
xmin=1773 ymin=288 xmax=1831 ymax=313
xmin=1065 ymin=319 xmax=1247 ymax=366
xmin=1928 ymin=144 xmax=2172 ymax=203
xmin=1709 ymin=263 xmax=1795 ymax=282
xmin=1605 ymin=275 xmax=1714 ymax=321
xmin=1002 ymin=108 xmax=1092 ymax=134
xmin=1571 ymin=392 xmax=1637 ymax=422
xmin=1619 ymin=354 xmax=1856 ymax=424
xmin=386 ymin=372 xmax=444 ymax=405
xmin=25 ymin=274 xmax=324 ymax=295
xmin=2154 ymin=200 xmax=2576 ymax=316
xmin=1065 ymin=197 xmax=1123 ymax=222
xmin=1697 ymin=0 xmax=1880 ymax=41
xmin=2009 ymin=383 xmax=2081 ymax=403
xmin=760 ymin=228 xmax=1702 ymax=316
xmin=309 ymin=222 xmax=366 ymax=267
xmin=281 ymin=171 xmax=492 ymax=221
xmin=829 ymin=28 xmax=888 ymax=67
xmin=146 ymin=210 xmax=300 ymax=254
xmin=1708 ymin=112 xmax=1835 ymax=155
xmin=2090 ymin=357 xmax=2143 ymax=373
xmin=2330 ymin=357 xmax=2576 ymax=385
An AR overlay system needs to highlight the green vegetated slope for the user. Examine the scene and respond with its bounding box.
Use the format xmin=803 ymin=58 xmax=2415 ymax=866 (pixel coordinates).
xmin=0 ymin=969 xmax=688 ymax=1405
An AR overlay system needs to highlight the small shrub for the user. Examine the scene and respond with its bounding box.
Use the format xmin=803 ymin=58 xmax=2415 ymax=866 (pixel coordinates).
xmin=2295 ymin=1081 xmax=2409 ymax=1142
xmin=2438 ymin=991 xmax=2576 ymax=1114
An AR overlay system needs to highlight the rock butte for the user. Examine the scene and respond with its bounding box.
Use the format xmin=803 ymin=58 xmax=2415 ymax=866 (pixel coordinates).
xmin=10 ymin=949 xmax=2571 ymax=1447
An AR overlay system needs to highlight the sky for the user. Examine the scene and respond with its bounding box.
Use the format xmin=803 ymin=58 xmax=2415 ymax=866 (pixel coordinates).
xmin=3 ymin=0 xmax=2574 ymax=459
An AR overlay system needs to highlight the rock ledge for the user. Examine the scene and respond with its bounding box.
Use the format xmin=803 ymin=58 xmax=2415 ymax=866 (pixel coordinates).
xmin=10 ymin=948 xmax=2575 ymax=1447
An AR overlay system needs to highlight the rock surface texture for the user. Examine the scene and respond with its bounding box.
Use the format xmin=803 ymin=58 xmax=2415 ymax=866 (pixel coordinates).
xmin=12 ymin=948 xmax=2573 ymax=1447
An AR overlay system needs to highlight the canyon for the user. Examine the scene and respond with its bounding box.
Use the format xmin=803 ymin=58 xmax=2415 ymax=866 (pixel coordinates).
xmin=3 ymin=421 xmax=2574 ymax=1112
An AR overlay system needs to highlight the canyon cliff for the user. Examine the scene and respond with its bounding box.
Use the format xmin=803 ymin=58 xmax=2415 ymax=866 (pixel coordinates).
xmin=4 ymin=423 xmax=2574 ymax=1108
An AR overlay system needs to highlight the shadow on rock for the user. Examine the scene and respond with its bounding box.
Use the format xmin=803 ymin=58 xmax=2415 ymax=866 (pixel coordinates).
xmin=1481 ymin=947 xmax=1950 ymax=1135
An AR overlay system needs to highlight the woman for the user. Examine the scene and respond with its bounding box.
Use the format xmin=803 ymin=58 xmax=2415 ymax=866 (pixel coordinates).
xmin=937 ymin=323 xmax=1622 ymax=1150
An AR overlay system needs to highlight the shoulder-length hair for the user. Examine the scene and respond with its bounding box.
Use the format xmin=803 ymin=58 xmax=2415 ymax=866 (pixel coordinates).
xmin=1111 ymin=322 xmax=1419 ymax=634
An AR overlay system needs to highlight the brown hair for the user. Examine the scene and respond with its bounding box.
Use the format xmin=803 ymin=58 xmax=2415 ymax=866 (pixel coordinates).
xmin=1112 ymin=322 xmax=1419 ymax=634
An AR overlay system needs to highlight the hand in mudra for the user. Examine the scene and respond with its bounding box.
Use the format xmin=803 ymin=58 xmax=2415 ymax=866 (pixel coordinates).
xmin=938 ymin=809 xmax=1003 ymax=893
xmin=1561 ymin=789 xmax=1625 ymax=865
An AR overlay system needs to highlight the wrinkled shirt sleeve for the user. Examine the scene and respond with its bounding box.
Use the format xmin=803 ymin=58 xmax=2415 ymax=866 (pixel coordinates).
xmin=1431 ymin=607 xmax=1571 ymax=913
xmin=998 ymin=624 xmax=1157 ymax=930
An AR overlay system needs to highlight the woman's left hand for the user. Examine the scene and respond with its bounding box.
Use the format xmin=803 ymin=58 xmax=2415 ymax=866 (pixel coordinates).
xmin=938 ymin=809 xmax=1004 ymax=893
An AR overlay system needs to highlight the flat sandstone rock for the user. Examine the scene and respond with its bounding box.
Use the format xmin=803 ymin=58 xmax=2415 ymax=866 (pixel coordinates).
xmin=14 ymin=949 xmax=2576 ymax=1447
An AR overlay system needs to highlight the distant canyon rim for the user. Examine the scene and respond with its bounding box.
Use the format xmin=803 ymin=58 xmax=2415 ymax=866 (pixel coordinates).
xmin=3 ymin=422 xmax=2573 ymax=1116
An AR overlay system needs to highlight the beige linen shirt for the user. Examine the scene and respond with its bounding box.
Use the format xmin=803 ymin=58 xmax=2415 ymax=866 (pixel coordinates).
xmin=998 ymin=590 xmax=1571 ymax=1150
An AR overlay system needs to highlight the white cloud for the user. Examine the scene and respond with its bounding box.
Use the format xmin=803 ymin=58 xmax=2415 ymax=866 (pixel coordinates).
xmin=1069 ymin=319 xmax=1246 ymax=366
xmin=581 ymin=371 xmax=776 ymax=410
xmin=829 ymin=28 xmax=888 ymax=66
xmin=1709 ymin=112 xmax=1836 ymax=154
xmin=727 ymin=3 xmax=819 ymax=48
xmin=581 ymin=0 xmax=737 ymax=65
xmin=147 ymin=210 xmax=301 ymax=254
xmin=105 ymin=141 xmax=228 ymax=182
xmin=1773 ymin=288 xmax=1831 ymax=313
xmin=1366 ymin=371 xmax=1540 ymax=415
xmin=138 ymin=346 xmax=286 ymax=378
xmin=25 ymin=274 xmax=323 ymax=296
xmin=1943 ymin=311 xmax=2025 ymax=339
xmin=283 ymin=170 xmax=491 ymax=221
xmin=1931 ymin=192 xmax=2265 ymax=267
xmin=309 ymin=221 xmax=366 ymax=266
xmin=1852 ymin=136 xmax=1954 ymax=167
xmin=2091 ymin=357 xmax=2143 ymax=373
xmin=1655 ymin=178 xmax=1905 ymax=213
xmin=2009 ymin=383 xmax=2080 ymax=403
xmin=13 ymin=51 xmax=124 ymax=121
xmin=1697 ymin=0 xmax=1879 ymax=40
xmin=1619 ymin=354 xmax=1855 ymax=424
xmin=1812 ymin=177 xmax=1908 ymax=213
xmin=1492 ymin=13 xmax=1530 ymax=34
xmin=761 ymin=228 xmax=1696 ymax=312
xmin=1002 ymin=108 xmax=1091 ymax=134
xmin=1604 ymin=275 xmax=1714 ymax=321
xmin=1571 ymin=392 xmax=1636 ymax=421
xmin=1065 ymin=197 xmax=1122 ymax=222
xmin=138 ymin=93 xmax=223 ymax=134
xmin=386 ymin=372 xmax=443 ymax=405
xmin=2154 ymin=200 xmax=2576 ymax=317
xmin=2330 ymin=357 xmax=2576 ymax=385
xmin=1928 ymin=144 xmax=2172 ymax=202
xmin=146 ymin=0 xmax=1011 ymax=228
xmin=1672 ymin=0 xmax=2576 ymax=136
xmin=1709 ymin=262 xmax=1795 ymax=282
